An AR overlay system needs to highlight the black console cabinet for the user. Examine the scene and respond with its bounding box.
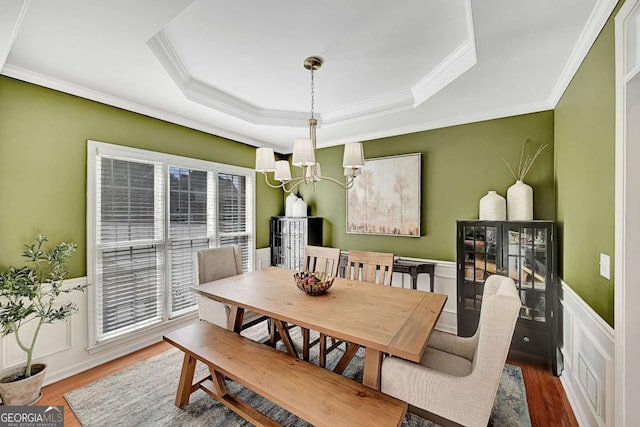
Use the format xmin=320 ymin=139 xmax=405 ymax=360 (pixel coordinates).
xmin=456 ymin=220 xmax=560 ymax=375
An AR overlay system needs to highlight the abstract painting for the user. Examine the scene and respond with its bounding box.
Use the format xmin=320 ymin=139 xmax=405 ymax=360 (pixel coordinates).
xmin=346 ymin=153 xmax=421 ymax=237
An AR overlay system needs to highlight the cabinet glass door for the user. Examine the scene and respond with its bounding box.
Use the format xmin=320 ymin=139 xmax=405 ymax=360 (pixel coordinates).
xmin=505 ymin=225 xmax=548 ymax=323
xmin=462 ymin=224 xmax=499 ymax=312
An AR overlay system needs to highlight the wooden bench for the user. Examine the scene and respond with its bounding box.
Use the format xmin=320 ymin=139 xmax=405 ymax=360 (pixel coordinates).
xmin=163 ymin=321 xmax=407 ymax=427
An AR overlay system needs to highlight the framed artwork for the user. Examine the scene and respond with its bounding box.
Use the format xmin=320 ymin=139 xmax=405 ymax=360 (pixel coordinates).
xmin=346 ymin=153 xmax=421 ymax=237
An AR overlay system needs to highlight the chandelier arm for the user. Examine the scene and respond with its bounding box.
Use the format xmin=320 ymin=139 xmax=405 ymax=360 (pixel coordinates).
xmin=262 ymin=173 xmax=314 ymax=192
xmin=315 ymin=174 xmax=357 ymax=189
xmin=261 ymin=173 xmax=289 ymax=189
xmin=284 ymin=177 xmax=309 ymax=194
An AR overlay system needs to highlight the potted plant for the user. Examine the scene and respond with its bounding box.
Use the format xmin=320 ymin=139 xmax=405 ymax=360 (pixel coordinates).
xmin=0 ymin=234 xmax=88 ymax=405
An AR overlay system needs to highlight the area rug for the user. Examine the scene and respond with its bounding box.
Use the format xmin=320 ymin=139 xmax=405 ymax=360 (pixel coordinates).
xmin=65 ymin=323 xmax=531 ymax=426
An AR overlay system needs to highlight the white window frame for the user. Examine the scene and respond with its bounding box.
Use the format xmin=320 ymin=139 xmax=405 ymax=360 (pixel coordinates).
xmin=86 ymin=140 xmax=256 ymax=349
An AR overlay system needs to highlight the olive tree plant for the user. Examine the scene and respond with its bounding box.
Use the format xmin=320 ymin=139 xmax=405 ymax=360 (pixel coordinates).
xmin=0 ymin=234 xmax=88 ymax=378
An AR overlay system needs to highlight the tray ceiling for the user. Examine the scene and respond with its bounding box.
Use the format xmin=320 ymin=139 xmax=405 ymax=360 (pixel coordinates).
xmin=0 ymin=0 xmax=616 ymax=153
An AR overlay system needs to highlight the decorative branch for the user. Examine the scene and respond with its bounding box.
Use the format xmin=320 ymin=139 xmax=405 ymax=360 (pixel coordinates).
xmin=503 ymin=140 xmax=548 ymax=181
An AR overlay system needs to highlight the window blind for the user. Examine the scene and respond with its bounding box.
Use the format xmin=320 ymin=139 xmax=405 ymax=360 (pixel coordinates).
xmin=168 ymin=167 xmax=212 ymax=316
xmin=95 ymin=157 xmax=163 ymax=340
xmin=218 ymin=173 xmax=254 ymax=272
xmin=88 ymin=141 xmax=255 ymax=345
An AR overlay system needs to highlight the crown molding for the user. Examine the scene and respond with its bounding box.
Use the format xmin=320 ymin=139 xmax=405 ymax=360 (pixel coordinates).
xmin=322 ymin=28 xmax=476 ymax=128
xmin=0 ymin=0 xmax=29 ymax=70
xmin=412 ymin=39 xmax=477 ymax=107
xmin=148 ymin=31 xmax=308 ymax=128
xmin=316 ymin=99 xmax=555 ymax=148
xmin=548 ymin=0 xmax=618 ymax=106
xmin=146 ymin=30 xmax=191 ymax=90
xmin=186 ymin=78 xmax=308 ymax=127
xmin=413 ymin=0 xmax=477 ymax=107
xmin=319 ymin=90 xmax=414 ymax=128
xmin=1 ymin=64 xmax=266 ymax=148
xmin=148 ymin=9 xmax=477 ymax=129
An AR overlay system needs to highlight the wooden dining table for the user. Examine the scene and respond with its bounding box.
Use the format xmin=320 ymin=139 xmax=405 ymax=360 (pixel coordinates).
xmin=192 ymin=266 xmax=447 ymax=391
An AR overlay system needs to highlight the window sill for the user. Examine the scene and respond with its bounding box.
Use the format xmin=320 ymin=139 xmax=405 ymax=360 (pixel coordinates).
xmin=87 ymin=312 xmax=198 ymax=355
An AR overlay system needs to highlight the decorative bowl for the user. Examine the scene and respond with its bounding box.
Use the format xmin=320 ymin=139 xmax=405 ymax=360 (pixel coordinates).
xmin=293 ymin=271 xmax=335 ymax=296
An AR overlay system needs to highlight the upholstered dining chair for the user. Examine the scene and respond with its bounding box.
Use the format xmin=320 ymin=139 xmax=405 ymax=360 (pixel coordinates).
xmin=380 ymin=274 xmax=521 ymax=427
xmin=319 ymin=249 xmax=395 ymax=370
xmin=194 ymin=245 xmax=266 ymax=331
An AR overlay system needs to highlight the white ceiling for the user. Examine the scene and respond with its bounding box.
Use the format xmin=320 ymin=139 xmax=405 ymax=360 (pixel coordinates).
xmin=1 ymin=0 xmax=617 ymax=153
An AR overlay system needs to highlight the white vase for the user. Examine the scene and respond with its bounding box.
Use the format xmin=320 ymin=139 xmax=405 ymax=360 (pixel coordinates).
xmin=285 ymin=194 xmax=298 ymax=217
xmin=292 ymin=198 xmax=307 ymax=217
xmin=479 ymin=191 xmax=506 ymax=220
xmin=507 ymin=180 xmax=533 ymax=220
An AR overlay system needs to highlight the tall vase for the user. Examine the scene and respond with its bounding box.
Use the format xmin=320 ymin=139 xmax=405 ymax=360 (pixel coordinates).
xmin=292 ymin=198 xmax=307 ymax=217
xmin=507 ymin=180 xmax=533 ymax=220
xmin=285 ymin=193 xmax=298 ymax=217
xmin=479 ymin=191 xmax=506 ymax=220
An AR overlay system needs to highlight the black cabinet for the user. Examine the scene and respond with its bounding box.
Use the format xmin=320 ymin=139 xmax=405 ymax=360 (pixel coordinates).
xmin=456 ymin=220 xmax=560 ymax=375
xmin=270 ymin=217 xmax=323 ymax=270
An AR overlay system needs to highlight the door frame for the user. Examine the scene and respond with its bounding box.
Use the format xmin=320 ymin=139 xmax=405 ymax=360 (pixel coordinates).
xmin=615 ymin=0 xmax=640 ymax=424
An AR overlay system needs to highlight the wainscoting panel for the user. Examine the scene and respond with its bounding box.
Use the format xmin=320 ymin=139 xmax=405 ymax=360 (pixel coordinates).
xmin=4 ymin=250 xmax=608 ymax=427
xmin=2 ymin=314 xmax=71 ymax=369
xmin=1 ymin=277 xmax=84 ymax=377
xmin=559 ymin=281 xmax=614 ymax=427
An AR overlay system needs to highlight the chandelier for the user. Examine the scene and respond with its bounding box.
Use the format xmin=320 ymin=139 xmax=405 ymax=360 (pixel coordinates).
xmin=255 ymin=56 xmax=365 ymax=194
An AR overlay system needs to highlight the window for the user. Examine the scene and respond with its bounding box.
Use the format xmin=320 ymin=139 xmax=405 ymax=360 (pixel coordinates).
xmin=87 ymin=141 xmax=255 ymax=345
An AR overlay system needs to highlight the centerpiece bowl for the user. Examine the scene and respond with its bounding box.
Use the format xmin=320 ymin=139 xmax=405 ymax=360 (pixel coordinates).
xmin=293 ymin=271 xmax=334 ymax=296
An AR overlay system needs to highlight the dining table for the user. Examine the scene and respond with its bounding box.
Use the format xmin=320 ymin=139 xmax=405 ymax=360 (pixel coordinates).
xmin=192 ymin=266 xmax=447 ymax=391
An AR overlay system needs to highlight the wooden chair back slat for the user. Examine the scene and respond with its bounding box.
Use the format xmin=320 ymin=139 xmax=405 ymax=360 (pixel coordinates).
xmin=346 ymin=250 xmax=394 ymax=286
xmin=303 ymin=246 xmax=341 ymax=277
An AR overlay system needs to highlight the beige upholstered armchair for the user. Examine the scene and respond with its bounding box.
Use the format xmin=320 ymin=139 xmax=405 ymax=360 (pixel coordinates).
xmin=381 ymin=274 xmax=521 ymax=427
xmin=194 ymin=245 xmax=265 ymax=330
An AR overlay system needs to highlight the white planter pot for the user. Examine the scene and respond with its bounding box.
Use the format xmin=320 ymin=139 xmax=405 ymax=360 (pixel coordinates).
xmin=0 ymin=363 xmax=46 ymax=406
xmin=479 ymin=191 xmax=506 ymax=220
xmin=507 ymin=180 xmax=533 ymax=220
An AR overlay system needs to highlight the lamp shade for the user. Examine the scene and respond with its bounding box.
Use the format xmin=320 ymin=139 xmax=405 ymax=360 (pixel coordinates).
xmin=256 ymin=147 xmax=276 ymax=172
xmin=274 ymin=160 xmax=292 ymax=181
xmin=342 ymin=142 xmax=365 ymax=168
xmin=292 ymin=138 xmax=315 ymax=166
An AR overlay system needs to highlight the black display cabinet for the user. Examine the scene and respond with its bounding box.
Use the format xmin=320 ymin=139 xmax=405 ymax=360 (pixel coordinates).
xmin=456 ymin=220 xmax=560 ymax=375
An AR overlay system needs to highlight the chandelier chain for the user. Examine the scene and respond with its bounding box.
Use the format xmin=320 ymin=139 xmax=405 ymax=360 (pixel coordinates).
xmin=310 ymin=68 xmax=315 ymax=119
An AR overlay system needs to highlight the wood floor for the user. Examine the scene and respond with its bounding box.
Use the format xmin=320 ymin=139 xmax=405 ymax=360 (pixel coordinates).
xmin=39 ymin=342 xmax=578 ymax=427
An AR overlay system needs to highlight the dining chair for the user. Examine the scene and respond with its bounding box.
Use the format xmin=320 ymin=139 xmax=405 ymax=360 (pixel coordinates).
xmin=380 ymin=274 xmax=521 ymax=427
xmin=274 ymin=245 xmax=342 ymax=361
xmin=344 ymin=249 xmax=395 ymax=285
xmin=303 ymin=245 xmax=341 ymax=277
xmin=319 ymin=249 xmax=395 ymax=370
xmin=194 ymin=245 xmax=267 ymax=331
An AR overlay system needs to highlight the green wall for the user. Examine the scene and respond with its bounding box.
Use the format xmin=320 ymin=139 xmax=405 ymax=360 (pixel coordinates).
xmin=1 ymin=10 xmax=618 ymax=327
xmin=555 ymin=9 xmax=617 ymax=326
xmin=299 ymin=111 xmax=554 ymax=262
xmin=0 ymin=76 xmax=281 ymax=277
